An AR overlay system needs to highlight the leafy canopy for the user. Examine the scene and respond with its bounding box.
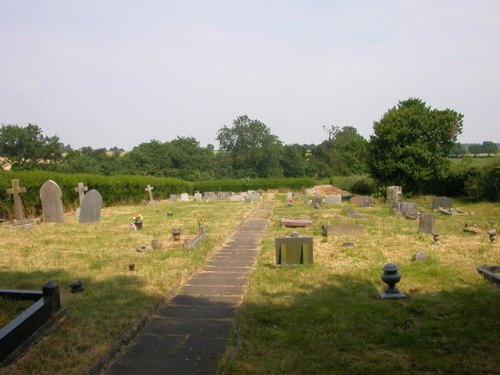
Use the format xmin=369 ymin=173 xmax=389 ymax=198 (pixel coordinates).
xmin=368 ymin=98 xmax=463 ymax=193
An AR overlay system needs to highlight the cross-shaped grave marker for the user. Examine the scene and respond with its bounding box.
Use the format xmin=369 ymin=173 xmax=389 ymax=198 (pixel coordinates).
xmin=145 ymin=184 xmax=155 ymax=202
xmin=6 ymin=179 xmax=27 ymax=221
xmin=74 ymin=182 xmax=88 ymax=205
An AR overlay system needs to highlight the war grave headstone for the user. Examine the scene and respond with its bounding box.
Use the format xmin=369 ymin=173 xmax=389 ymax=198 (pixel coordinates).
xmin=418 ymin=213 xmax=435 ymax=234
xmin=180 ymin=193 xmax=189 ymax=202
xmin=170 ymin=194 xmax=177 ymax=202
xmin=432 ymin=196 xmax=453 ymax=210
xmin=193 ymin=192 xmax=202 ymax=201
xmin=275 ymin=232 xmax=313 ymax=265
xmin=324 ymin=195 xmax=342 ymax=205
xmin=40 ymin=180 xmax=64 ymax=223
xmin=387 ymin=186 xmax=402 ymax=205
xmin=145 ymin=184 xmax=157 ymax=205
xmin=79 ymin=189 xmax=103 ymax=223
xmin=322 ymin=223 xmax=365 ymax=236
xmin=350 ymin=195 xmax=374 ymax=207
xmin=397 ymin=201 xmax=418 ymax=219
xmin=281 ymin=217 xmax=313 ymax=227
xmin=74 ymin=182 xmax=88 ymax=218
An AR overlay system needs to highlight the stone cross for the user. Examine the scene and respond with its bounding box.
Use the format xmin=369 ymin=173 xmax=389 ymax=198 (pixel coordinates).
xmin=74 ymin=182 xmax=88 ymax=205
xmin=145 ymin=184 xmax=155 ymax=202
xmin=6 ymin=179 xmax=27 ymax=221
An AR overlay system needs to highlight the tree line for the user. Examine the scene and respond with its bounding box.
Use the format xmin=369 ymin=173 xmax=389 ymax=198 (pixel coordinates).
xmin=1 ymin=98 xmax=498 ymax=197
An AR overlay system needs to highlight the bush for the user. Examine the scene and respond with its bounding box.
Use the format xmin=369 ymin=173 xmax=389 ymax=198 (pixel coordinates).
xmin=329 ymin=175 xmax=377 ymax=195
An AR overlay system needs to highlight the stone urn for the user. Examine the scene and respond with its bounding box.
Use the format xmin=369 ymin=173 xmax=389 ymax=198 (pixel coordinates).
xmin=172 ymin=228 xmax=181 ymax=241
xmin=379 ymin=263 xmax=405 ymax=299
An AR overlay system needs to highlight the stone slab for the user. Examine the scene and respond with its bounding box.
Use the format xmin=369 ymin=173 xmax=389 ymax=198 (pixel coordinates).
xmin=322 ymin=223 xmax=365 ymax=236
xmin=144 ymin=317 xmax=233 ymax=338
xmin=280 ymin=217 xmax=313 ymax=227
xmin=157 ymin=305 xmax=237 ymax=320
xmin=432 ymin=196 xmax=453 ymax=210
xmin=180 ymin=285 xmax=245 ymax=296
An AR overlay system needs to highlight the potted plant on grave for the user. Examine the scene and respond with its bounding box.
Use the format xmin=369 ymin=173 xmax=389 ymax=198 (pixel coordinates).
xmin=131 ymin=213 xmax=144 ymax=230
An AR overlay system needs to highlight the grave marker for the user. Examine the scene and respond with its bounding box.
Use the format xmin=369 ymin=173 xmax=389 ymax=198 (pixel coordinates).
xmin=281 ymin=217 xmax=313 ymax=227
xmin=74 ymin=182 xmax=88 ymax=205
xmin=418 ymin=213 xmax=435 ymax=234
xmin=40 ymin=180 xmax=64 ymax=223
xmin=79 ymin=189 xmax=102 ymax=223
xmin=350 ymin=195 xmax=374 ymax=207
xmin=432 ymin=196 xmax=453 ymax=210
xmin=145 ymin=184 xmax=157 ymax=204
xmin=387 ymin=186 xmax=402 ymax=204
xmin=397 ymin=201 xmax=418 ymax=218
xmin=170 ymin=194 xmax=177 ymax=202
xmin=6 ymin=179 xmax=27 ymax=221
xmin=322 ymin=223 xmax=365 ymax=236
xmin=193 ymin=192 xmax=202 ymax=201
xmin=275 ymin=233 xmax=313 ymax=265
xmin=324 ymin=195 xmax=342 ymax=205
xmin=311 ymin=197 xmax=322 ymax=207
xmin=180 ymin=193 xmax=189 ymax=202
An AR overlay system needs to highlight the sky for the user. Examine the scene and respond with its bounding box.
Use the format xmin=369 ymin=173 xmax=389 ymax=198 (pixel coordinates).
xmin=1 ymin=1 xmax=499 ymax=150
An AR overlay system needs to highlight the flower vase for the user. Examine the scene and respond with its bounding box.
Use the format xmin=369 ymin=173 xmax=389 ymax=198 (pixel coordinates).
xmin=135 ymin=222 xmax=143 ymax=230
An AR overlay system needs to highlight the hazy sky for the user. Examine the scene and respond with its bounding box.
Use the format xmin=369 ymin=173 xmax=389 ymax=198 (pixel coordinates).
xmin=1 ymin=1 xmax=499 ymax=150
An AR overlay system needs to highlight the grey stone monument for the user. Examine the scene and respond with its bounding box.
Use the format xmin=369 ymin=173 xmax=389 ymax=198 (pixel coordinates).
xmin=170 ymin=194 xmax=177 ymax=202
xmin=40 ymin=180 xmax=64 ymax=223
xmin=418 ymin=213 xmax=435 ymax=234
xmin=432 ymin=196 xmax=453 ymax=210
xmin=397 ymin=201 xmax=418 ymax=218
xmin=6 ymin=179 xmax=27 ymax=221
xmin=74 ymin=182 xmax=88 ymax=205
xmin=322 ymin=223 xmax=365 ymax=236
xmin=350 ymin=196 xmax=374 ymax=207
xmin=387 ymin=186 xmax=402 ymax=204
xmin=193 ymin=192 xmax=202 ymax=201
xmin=324 ymin=195 xmax=342 ymax=205
xmin=180 ymin=193 xmax=189 ymax=201
xmin=145 ymin=184 xmax=157 ymax=204
xmin=79 ymin=189 xmax=103 ymax=223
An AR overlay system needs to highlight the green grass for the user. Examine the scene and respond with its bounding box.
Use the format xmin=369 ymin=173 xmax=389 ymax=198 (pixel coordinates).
xmin=0 ymin=199 xmax=253 ymax=375
xmin=220 ymin=194 xmax=500 ymax=374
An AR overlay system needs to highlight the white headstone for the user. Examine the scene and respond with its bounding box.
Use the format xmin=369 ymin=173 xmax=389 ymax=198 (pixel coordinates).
xmin=180 ymin=193 xmax=189 ymax=202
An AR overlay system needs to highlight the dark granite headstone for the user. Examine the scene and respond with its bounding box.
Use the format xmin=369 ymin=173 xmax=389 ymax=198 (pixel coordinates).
xmin=40 ymin=180 xmax=64 ymax=223
xmin=79 ymin=189 xmax=102 ymax=223
xmin=432 ymin=196 xmax=453 ymax=210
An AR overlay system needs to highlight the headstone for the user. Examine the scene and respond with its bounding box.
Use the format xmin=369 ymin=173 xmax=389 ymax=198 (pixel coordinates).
xmin=311 ymin=197 xmax=322 ymax=207
xmin=397 ymin=201 xmax=417 ymax=218
xmin=387 ymin=186 xmax=402 ymax=204
xmin=287 ymin=192 xmax=293 ymax=199
xmin=204 ymin=192 xmax=215 ymax=200
xmin=170 ymin=194 xmax=177 ymax=202
xmin=350 ymin=196 xmax=374 ymax=207
xmin=217 ymin=192 xmax=229 ymax=200
xmin=432 ymin=196 xmax=453 ymax=210
xmin=275 ymin=234 xmax=313 ymax=265
xmin=418 ymin=213 xmax=435 ymax=234
xmin=413 ymin=252 xmax=428 ymax=262
xmin=322 ymin=223 xmax=365 ymax=236
xmin=79 ymin=189 xmax=102 ymax=223
xmin=193 ymin=192 xmax=202 ymax=201
xmin=324 ymin=195 xmax=342 ymax=205
xmin=346 ymin=209 xmax=367 ymax=219
xmin=145 ymin=184 xmax=157 ymax=204
xmin=74 ymin=182 xmax=88 ymax=205
xmin=281 ymin=217 xmax=313 ymax=227
xmin=40 ymin=180 xmax=64 ymax=223
xmin=180 ymin=193 xmax=189 ymax=202
xmin=248 ymin=192 xmax=261 ymax=203
xmin=230 ymin=195 xmax=245 ymax=202
xmin=6 ymin=179 xmax=27 ymax=221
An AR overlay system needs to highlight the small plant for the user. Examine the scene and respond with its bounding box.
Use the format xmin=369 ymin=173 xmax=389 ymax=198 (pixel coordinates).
xmin=131 ymin=213 xmax=143 ymax=224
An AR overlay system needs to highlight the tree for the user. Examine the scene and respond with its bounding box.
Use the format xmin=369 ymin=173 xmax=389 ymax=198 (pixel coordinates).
xmin=482 ymin=141 xmax=498 ymax=156
xmin=316 ymin=126 xmax=368 ymax=176
xmin=0 ymin=123 xmax=61 ymax=169
xmin=468 ymin=144 xmax=483 ymax=157
xmin=450 ymin=143 xmax=466 ymax=157
xmin=281 ymin=144 xmax=307 ymax=177
xmin=216 ymin=115 xmax=283 ymax=178
xmin=368 ymin=98 xmax=463 ymax=193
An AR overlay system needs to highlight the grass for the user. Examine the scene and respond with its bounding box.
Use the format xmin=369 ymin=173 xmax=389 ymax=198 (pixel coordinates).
xmin=0 ymin=199 xmax=253 ymax=375
xmin=220 ymin=194 xmax=500 ymax=374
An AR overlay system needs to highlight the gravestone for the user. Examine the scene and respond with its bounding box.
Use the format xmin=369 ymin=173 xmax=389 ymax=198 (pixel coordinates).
xmin=170 ymin=194 xmax=177 ymax=202
xmin=350 ymin=196 xmax=374 ymax=207
xmin=204 ymin=192 xmax=215 ymax=200
xmin=287 ymin=192 xmax=293 ymax=199
xmin=432 ymin=196 xmax=453 ymax=210
xmin=418 ymin=213 xmax=435 ymax=234
xmin=230 ymin=195 xmax=245 ymax=202
xmin=79 ymin=189 xmax=102 ymax=223
xmin=40 ymin=180 xmax=64 ymax=223
xmin=387 ymin=186 xmax=402 ymax=204
xmin=248 ymin=192 xmax=261 ymax=203
xmin=217 ymin=192 xmax=229 ymax=200
xmin=322 ymin=223 xmax=365 ymax=236
xmin=281 ymin=217 xmax=313 ymax=227
xmin=413 ymin=252 xmax=428 ymax=262
xmin=275 ymin=233 xmax=313 ymax=265
xmin=180 ymin=193 xmax=189 ymax=202
xmin=397 ymin=201 xmax=418 ymax=218
xmin=324 ymin=195 xmax=342 ymax=205
xmin=6 ymin=179 xmax=27 ymax=221
xmin=145 ymin=184 xmax=157 ymax=204
xmin=346 ymin=209 xmax=367 ymax=219
xmin=193 ymin=192 xmax=202 ymax=201
xmin=311 ymin=197 xmax=322 ymax=207
xmin=74 ymin=182 xmax=88 ymax=205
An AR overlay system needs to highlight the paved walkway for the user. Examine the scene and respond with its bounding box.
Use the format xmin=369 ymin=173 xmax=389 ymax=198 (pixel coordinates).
xmin=105 ymin=204 xmax=271 ymax=375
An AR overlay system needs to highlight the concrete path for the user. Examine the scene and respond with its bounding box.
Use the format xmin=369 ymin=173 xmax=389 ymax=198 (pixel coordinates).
xmin=105 ymin=204 xmax=271 ymax=375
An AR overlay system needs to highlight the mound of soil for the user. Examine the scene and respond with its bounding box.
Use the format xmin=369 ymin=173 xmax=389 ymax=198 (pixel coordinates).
xmin=309 ymin=184 xmax=348 ymax=195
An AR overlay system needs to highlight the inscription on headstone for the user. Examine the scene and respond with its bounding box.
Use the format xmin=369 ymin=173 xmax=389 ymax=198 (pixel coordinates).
xmin=6 ymin=179 xmax=27 ymax=221
xmin=40 ymin=180 xmax=64 ymax=223
xmin=79 ymin=189 xmax=103 ymax=223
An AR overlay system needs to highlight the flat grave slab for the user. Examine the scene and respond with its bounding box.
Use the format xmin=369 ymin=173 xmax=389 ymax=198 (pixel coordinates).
xmin=322 ymin=223 xmax=365 ymax=236
xmin=476 ymin=265 xmax=500 ymax=285
xmin=350 ymin=195 xmax=374 ymax=207
xmin=280 ymin=217 xmax=313 ymax=227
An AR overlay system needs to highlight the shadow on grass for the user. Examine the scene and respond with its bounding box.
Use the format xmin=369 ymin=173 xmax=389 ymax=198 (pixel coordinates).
xmin=222 ymin=273 xmax=499 ymax=375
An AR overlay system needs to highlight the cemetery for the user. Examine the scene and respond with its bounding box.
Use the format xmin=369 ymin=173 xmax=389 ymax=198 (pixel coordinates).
xmin=0 ymin=182 xmax=498 ymax=374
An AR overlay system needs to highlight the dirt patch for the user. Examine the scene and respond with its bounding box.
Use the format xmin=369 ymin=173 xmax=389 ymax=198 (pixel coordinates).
xmin=308 ymin=184 xmax=348 ymax=195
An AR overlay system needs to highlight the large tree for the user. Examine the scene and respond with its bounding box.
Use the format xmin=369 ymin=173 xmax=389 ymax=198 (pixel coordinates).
xmin=368 ymin=98 xmax=463 ymax=193
xmin=216 ymin=115 xmax=283 ymax=178
xmin=0 ymin=123 xmax=61 ymax=169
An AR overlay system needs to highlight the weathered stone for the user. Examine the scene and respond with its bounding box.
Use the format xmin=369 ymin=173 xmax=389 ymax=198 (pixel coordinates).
xmin=145 ymin=184 xmax=155 ymax=203
xmin=324 ymin=195 xmax=342 ymax=205
xmin=281 ymin=217 xmax=313 ymax=227
xmin=6 ymin=179 xmax=27 ymax=221
xmin=180 ymin=193 xmax=189 ymax=202
xmin=193 ymin=192 xmax=202 ymax=201
xmin=397 ymin=201 xmax=418 ymax=218
xmin=418 ymin=213 xmax=435 ymax=234
xmin=387 ymin=186 xmax=402 ymax=204
xmin=322 ymin=223 xmax=365 ymax=236
xmin=79 ymin=189 xmax=102 ymax=223
xmin=170 ymin=194 xmax=177 ymax=202
xmin=350 ymin=195 xmax=374 ymax=207
xmin=432 ymin=196 xmax=453 ymax=210
xmin=40 ymin=180 xmax=64 ymax=223
xmin=346 ymin=209 xmax=367 ymax=219
xmin=413 ymin=252 xmax=428 ymax=262
xmin=311 ymin=197 xmax=322 ymax=207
